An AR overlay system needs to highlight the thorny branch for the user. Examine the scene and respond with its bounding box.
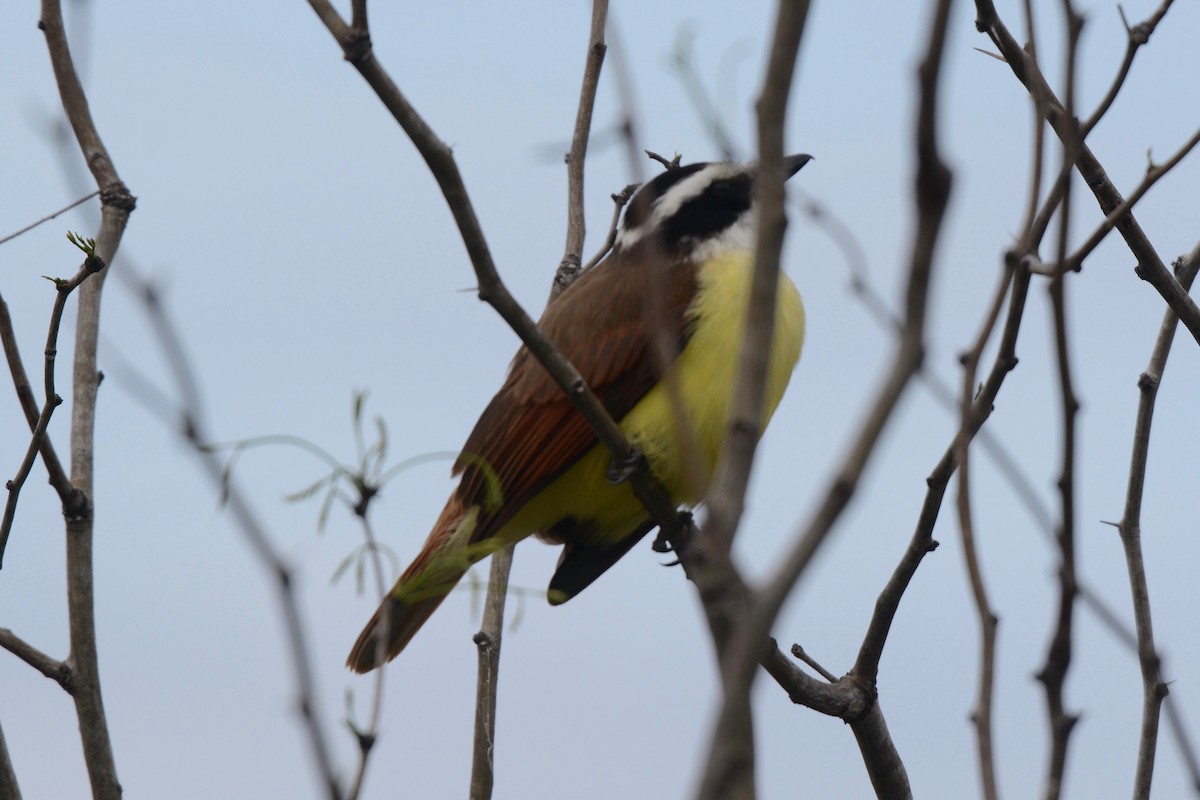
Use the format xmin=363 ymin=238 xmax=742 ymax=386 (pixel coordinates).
xmin=1117 ymin=242 xmax=1200 ymax=800
xmin=974 ymin=0 xmax=1200 ymax=348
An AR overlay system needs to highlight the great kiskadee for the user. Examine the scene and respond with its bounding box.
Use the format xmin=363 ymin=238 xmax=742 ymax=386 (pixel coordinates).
xmin=347 ymin=154 xmax=811 ymax=673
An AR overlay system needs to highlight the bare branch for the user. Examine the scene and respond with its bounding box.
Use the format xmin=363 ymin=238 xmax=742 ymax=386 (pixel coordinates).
xmin=955 ymin=261 xmax=1014 ymax=800
xmin=1055 ymin=125 xmax=1200 ymax=274
xmin=1037 ymin=10 xmax=1085 ymax=797
xmin=1117 ymin=242 xmax=1200 ymax=799
xmin=1 ymin=245 xmax=104 ymax=566
xmin=974 ymin=0 xmax=1200 ymax=348
xmin=129 ymin=273 xmax=343 ymax=799
xmin=344 ymin=515 xmax=388 ymax=800
xmin=0 ymin=718 xmax=21 ymax=800
xmin=0 ymin=627 xmax=73 ymax=692
xmin=37 ymin=0 xmax=138 ymax=795
xmin=694 ymin=3 xmax=813 ymax=798
xmin=552 ymin=0 xmax=609 ymax=298
xmin=1080 ymin=1 xmax=1175 ymax=139
xmin=581 ymin=184 xmax=638 ymax=274
xmin=0 ymin=191 xmax=99 ymax=247
xmin=305 ymin=1 xmax=689 ymax=555
xmin=756 ymin=0 xmax=954 ymax=702
xmin=469 ymin=547 xmax=511 ymax=800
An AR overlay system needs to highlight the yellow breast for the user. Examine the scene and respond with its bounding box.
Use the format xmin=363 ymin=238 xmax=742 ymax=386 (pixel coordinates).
xmin=500 ymin=251 xmax=805 ymax=545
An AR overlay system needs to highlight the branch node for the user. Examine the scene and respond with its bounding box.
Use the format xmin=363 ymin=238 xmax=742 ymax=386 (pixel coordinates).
xmin=98 ymin=182 xmax=137 ymax=213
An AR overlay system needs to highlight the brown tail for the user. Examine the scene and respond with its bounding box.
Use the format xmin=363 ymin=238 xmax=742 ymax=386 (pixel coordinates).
xmin=346 ymin=497 xmax=478 ymax=673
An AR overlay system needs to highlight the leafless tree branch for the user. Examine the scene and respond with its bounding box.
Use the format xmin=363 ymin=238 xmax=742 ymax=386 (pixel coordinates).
xmin=552 ymin=0 xmax=609 ymax=297
xmin=1080 ymin=1 xmax=1175 ymax=139
xmin=0 ymin=627 xmax=73 ymax=692
xmin=305 ymin=0 xmax=690 ymax=558
xmin=1036 ymin=9 xmax=1084 ymax=797
xmin=693 ymin=3 xmax=815 ymax=799
xmin=127 ymin=273 xmax=343 ymax=800
xmin=0 ymin=191 xmax=99 ymax=247
xmin=955 ymin=262 xmax=1013 ymax=800
xmin=974 ymin=0 xmax=1200 ymax=348
xmin=0 ymin=246 xmax=104 ymax=566
xmin=0 ymin=717 xmax=20 ymax=800
xmin=37 ymin=0 xmax=139 ymax=795
xmin=1116 ymin=242 xmax=1200 ymax=799
xmin=468 ymin=550 xmax=510 ymax=800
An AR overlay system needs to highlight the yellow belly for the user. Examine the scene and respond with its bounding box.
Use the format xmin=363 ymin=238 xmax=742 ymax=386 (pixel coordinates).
xmin=499 ymin=251 xmax=805 ymax=545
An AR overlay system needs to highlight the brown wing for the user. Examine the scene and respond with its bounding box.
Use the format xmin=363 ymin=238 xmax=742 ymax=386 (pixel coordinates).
xmin=453 ymin=247 xmax=697 ymax=541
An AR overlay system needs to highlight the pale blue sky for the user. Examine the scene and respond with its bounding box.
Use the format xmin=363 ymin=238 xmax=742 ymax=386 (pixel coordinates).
xmin=3 ymin=1 xmax=1200 ymax=798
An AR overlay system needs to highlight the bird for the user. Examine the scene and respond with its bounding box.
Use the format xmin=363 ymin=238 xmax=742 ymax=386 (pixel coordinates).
xmin=347 ymin=154 xmax=811 ymax=673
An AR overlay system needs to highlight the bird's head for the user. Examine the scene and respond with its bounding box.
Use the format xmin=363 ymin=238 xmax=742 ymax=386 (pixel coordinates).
xmin=614 ymin=154 xmax=812 ymax=260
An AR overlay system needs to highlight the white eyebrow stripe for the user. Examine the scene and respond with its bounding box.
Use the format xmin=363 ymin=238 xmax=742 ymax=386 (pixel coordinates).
xmin=615 ymin=163 xmax=740 ymax=249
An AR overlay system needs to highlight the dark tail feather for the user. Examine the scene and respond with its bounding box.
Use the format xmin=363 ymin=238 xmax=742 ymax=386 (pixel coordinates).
xmin=346 ymin=498 xmax=473 ymax=673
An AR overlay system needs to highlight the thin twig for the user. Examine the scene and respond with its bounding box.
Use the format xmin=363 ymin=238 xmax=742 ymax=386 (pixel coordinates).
xmin=0 ymin=191 xmax=99 ymax=247
xmin=1080 ymin=1 xmax=1175 ymax=139
xmin=974 ymin=0 xmax=1200 ymax=348
xmin=855 ymin=255 xmax=1029 ymax=686
xmin=955 ymin=261 xmax=1013 ymax=800
xmin=789 ymin=643 xmax=837 ymax=683
xmin=0 ymin=247 xmax=104 ymax=566
xmin=551 ymin=0 xmax=609 ymax=298
xmin=471 ymin=4 xmax=610 ymax=795
xmin=581 ymin=184 xmax=638 ymax=273
xmin=1055 ymin=125 xmax=1200 ymax=274
xmin=131 ymin=274 xmax=342 ymax=799
xmin=345 ymin=511 xmax=389 ymax=800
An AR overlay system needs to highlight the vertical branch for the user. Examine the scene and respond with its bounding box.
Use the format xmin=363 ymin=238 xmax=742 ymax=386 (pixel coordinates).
xmin=0 ymin=718 xmax=20 ymax=800
xmin=699 ymin=1 xmax=953 ymax=795
xmin=471 ymin=4 xmax=608 ymax=797
xmin=38 ymin=1 xmax=138 ymax=798
xmin=703 ymin=0 xmax=811 ymax=557
xmin=468 ymin=550 xmax=511 ymax=800
xmin=1037 ymin=9 xmax=1084 ymax=800
xmin=1118 ymin=242 xmax=1200 ymax=799
xmin=345 ymin=514 xmax=388 ymax=800
xmin=693 ymin=4 xmax=811 ymax=799
xmin=746 ymin=0 xmax=955 ymax=710
xmin=553 ymin=0 xmax=609 ymax=295
xmin=955 ymin=264 xmax=1012 ymax=800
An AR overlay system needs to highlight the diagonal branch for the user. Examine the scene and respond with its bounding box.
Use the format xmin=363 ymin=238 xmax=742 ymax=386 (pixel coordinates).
xmin=305 ymin=0 xmax=687 ymax=551
xmin=974 ymin=0 xmax=1200 ymax=348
